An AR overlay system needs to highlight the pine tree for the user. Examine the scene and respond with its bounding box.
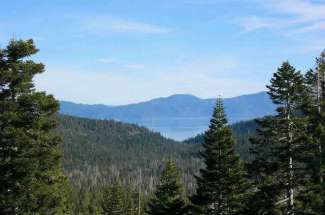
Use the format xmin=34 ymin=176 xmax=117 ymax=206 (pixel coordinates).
xmin=147 ymin=160 xmax=187 ymax=215
xmin=0 ymin=39 xmax=69 ymax=214
xmin=296 ymin=51 xmax=325 ymax=214
xmin=190 ymin=98 xmax=249 ymax=215
xmin=72 ymin=186 xmax=101 ymax=215
xmin=313 ymin=49 xmax=325 ymax=189
xmin=101 ymin=182 xmax=126 ymax=215
xmin=247 ymin=117 xmax=283 ymax=215
xmin=123 ymin=186 xmax=139 ymax=215
xmin=268 ymin=62 xmax=310 ymax=215
xmin=249 ymin=62 xmax=308 ymax=215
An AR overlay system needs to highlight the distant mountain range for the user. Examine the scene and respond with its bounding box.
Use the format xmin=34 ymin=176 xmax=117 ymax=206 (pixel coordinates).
xmin=59 ymin=91 xmax=275 ymax=140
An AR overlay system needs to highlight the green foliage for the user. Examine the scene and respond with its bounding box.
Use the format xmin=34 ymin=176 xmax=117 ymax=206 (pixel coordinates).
xmin=69 ymin=186 xmax=102 ymax=215
xmin=191 ymin=98 xmax=250 ymax=215
xmin=184 ymin=119 xmax=259 ymax=162
xmin=101 ymin=182 xmax=139 ymax=215
xmin=296 ymin=51 xmax=325 ymax=215
xmin=58 ymin=114 xmax=201 ymax=194
xmin=1 ymin=38 xmax=323 ymax=215
xmin=147 ymin=160 xmax=188 ymax=215
xmin=249 ymin=62 xmax=312 ymax=214
xmin=54 ymin=114 xmax=262 ymax=214
xmin=0 ymin=39 xmax=69 ymax=214
xmin=102 ymin=182 xmax=125 ymax=215
xmin=247 ymin=117 xmax=282 ymax=214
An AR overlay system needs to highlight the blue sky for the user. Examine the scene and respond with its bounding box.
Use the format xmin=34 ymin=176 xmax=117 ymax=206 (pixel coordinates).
xmin=1 ymin=0 xmax=325 ymax=105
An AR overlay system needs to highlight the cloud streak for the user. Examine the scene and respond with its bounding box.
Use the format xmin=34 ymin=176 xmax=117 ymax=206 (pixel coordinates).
xmin=96 ymin=57 xmax=119 ymax=64
xmin=85 ymin=16 xmax=172 ymax=35
xmin=237 ymin=0 xmax=325 ymax=33
xmin=96 ymin=57 xmax=145 ymax=70
xmin=238 ymin=16 xmax=280 ymax=32
xmin=35 ymin=56 xmax=263 ymax=105
xmin=272 ymin=0 xmax=325 ymax=22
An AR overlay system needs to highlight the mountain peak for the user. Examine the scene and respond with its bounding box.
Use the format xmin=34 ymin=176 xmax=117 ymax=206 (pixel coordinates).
xmin=59 ymin=91 xmax=275 ymax=140
xmin=166 ymin=94 xmax=200 ymax=100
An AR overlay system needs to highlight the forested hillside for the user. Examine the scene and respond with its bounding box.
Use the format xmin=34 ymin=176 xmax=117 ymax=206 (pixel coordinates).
xmin=184 ymin=119 xmax=259 ymax=161
xmin=58 ymin=115 xmax=201 ymax=193
xmin=2 ymin=39 xmax=324 ymax=214
xmin=58 ymin=114 xmax=258 ymax=193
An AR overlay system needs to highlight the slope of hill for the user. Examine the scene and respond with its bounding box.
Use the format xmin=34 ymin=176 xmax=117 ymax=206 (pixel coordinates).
xmin=60 ymin=91 xmax=274 ymax=140
xmin=58 ymin=114 xmax=200 ymax=192
xmin=184 ymin=119 xmax=259 ymax=162
xmin=58 ymin=114 xmax=258 ymax=193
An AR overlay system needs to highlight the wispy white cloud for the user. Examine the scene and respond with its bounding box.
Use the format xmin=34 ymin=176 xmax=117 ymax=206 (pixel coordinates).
xmin=289 ymin=21 xmax=325 ymax=34
xmin=183 ymin=0 xmax=220 ymax=4
xmin=96 ymin=57 xmax=119 ymax=64
xmin=125 ymin=63 xmax=145 ymax=69
xmin=96 ymin=57 xmax=145 ymax=70
xmin=237 ymin=0 xmax=325 ymax=34
xmin=85 ymin=16 xmax=172 ymax=35
xmin=271 ymin=0 xmax=325 ymax=22
xmin=184 ymin=0 xmax=255 ymax=5
xmin=238 ymin=16 xmax=279 ymax=32
xmin=35 ymin=56 xmax=263 ymax=105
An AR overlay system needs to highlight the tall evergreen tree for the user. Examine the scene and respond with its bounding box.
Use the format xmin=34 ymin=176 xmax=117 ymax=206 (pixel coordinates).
xmin=190 ymin=98 xmax=249 ymax=215
xmin=313 ymin=50 xmax=325 ymax=214
xmin=147 ymin=160 xmax=187 ymax=215
xmin=101 ymin=181 xmax=138 ymax=215
xmin=268 ymin=62 xmax=310 ymax=215
xmin=302 ymin=64 xmax=324 ymax=185
xmin=0 ymin=39 xmax=69 ymax=214
xmin=72 ymin=186 xmax=101 ymax=215
xmin=246 ymin=116 xmax=283 ymax=215
xmin=101 ymin=182 xmax=125 ymax=215
xmin=314 ymin=49 xmax=325 ymax=187
xmin=296 ymin=51 xmax=325 ymax=214
xmin=249 ymin=62 xmax=308 ymax=215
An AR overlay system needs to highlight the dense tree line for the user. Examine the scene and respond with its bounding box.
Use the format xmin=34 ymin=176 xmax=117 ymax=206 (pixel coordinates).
xmin=1 ymin=39 xmax=324 ymax=214
xmin=0 ymin=39 xmax=71 ymax=214
xmin=57 ymin=111 xmax=260 ymax=213
xmin=58 ymin=114 xmax=202 ymax=193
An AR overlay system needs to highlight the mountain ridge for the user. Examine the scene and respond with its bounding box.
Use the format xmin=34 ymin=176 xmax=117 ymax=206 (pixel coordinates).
xmin=61 ymin=91 xmax=266 ymax=107
xmin=59 ymin=91 xmax=275 ymax=140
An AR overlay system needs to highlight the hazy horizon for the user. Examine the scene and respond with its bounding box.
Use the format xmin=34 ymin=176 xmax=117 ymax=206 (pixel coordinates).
xmin=59 ymin=90 xmax=268 ymax=106
xmin=1 ymin=0 xmax=324 ymax=105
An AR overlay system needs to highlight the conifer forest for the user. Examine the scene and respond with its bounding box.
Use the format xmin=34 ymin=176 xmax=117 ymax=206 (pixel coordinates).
xmin=1 ymin=38 xmax=324 ymax=214
xmin=1 ymin=1 xmax=325 ymax=214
